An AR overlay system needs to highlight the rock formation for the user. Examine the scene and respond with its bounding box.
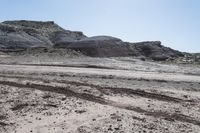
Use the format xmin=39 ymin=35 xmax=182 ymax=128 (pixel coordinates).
xmin=54 ymin=36 xmax=133 ymax=57
xmin=128 ymin=41 xmax=184 ymax=61
xmin=0 ymin=20 xmax=86 ymax=51
xmin=0 ymin=20 xmax=184 ymax=60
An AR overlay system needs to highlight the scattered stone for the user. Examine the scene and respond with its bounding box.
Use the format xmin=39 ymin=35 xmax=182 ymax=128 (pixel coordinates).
xmin=11 ymin=103 xmax=29 ymax=111
xmin=75 ymin=110 xmax=86 ymax=114
xmin=108 ymin=125 xmax=113 ymax=131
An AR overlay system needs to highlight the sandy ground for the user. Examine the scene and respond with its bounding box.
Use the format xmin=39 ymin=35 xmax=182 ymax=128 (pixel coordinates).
xmin=0 ymin=56 xmax=200 ymax=133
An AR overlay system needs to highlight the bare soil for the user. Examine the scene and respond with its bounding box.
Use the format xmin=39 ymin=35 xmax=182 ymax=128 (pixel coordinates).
xmin=0 ymin=55 xmax=200 ymax=133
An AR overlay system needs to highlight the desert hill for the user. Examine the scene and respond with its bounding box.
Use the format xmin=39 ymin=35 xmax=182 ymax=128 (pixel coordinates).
xmin=0 ymin=20 xmax=184 ymax=60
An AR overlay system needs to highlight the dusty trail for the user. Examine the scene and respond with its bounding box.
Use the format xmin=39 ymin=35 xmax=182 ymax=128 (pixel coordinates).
xmin=0 ymin=74 xmax=184 ymax=103
xmin=0 ymin=64 xmax=200 ymax=82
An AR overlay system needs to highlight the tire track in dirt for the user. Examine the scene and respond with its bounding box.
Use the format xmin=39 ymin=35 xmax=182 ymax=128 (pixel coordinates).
xmin=0 ymin=80 xmax=200 ymax=126
xmin=0 ymin=63 xmax=116 ymax=70
xmin=0 ymin=74 xmax=184 ymax=103
xmin=55 ymin=80 xmax=183 ymax=103
xmin=1 ymin=70 xmax=199 ymax=85
xmin=1 ymin=64 xmax=200 ymax=83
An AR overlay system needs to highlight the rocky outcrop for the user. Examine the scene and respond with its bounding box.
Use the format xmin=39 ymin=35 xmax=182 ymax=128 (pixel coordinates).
xmin=0 ymin=20 xmax=184 ymax=60
xmin=55 ymin=38 xmax=183 ymax=59
xmin=0 ymin=20 xmax=86 ymax=51
xmin=54 ymin=36 xmax=133 ymax=57
xmin=128 ymin=41 xmax=184 ymax=61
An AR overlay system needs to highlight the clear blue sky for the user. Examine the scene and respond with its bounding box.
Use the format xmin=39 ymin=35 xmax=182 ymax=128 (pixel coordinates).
xmin=0 ymin=0 xmax=199 ymax=52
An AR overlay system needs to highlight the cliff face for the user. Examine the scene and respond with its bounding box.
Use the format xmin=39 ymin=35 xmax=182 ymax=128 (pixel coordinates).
xmin=0 ymin=20 xmax=184 ymax=60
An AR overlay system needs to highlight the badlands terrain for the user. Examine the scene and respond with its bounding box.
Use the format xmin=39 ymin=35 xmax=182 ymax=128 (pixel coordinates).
xmin=0 ymin=52 xmax=200 ymax=133
xmin=0 ymin=21 xmax=200 ymax=133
